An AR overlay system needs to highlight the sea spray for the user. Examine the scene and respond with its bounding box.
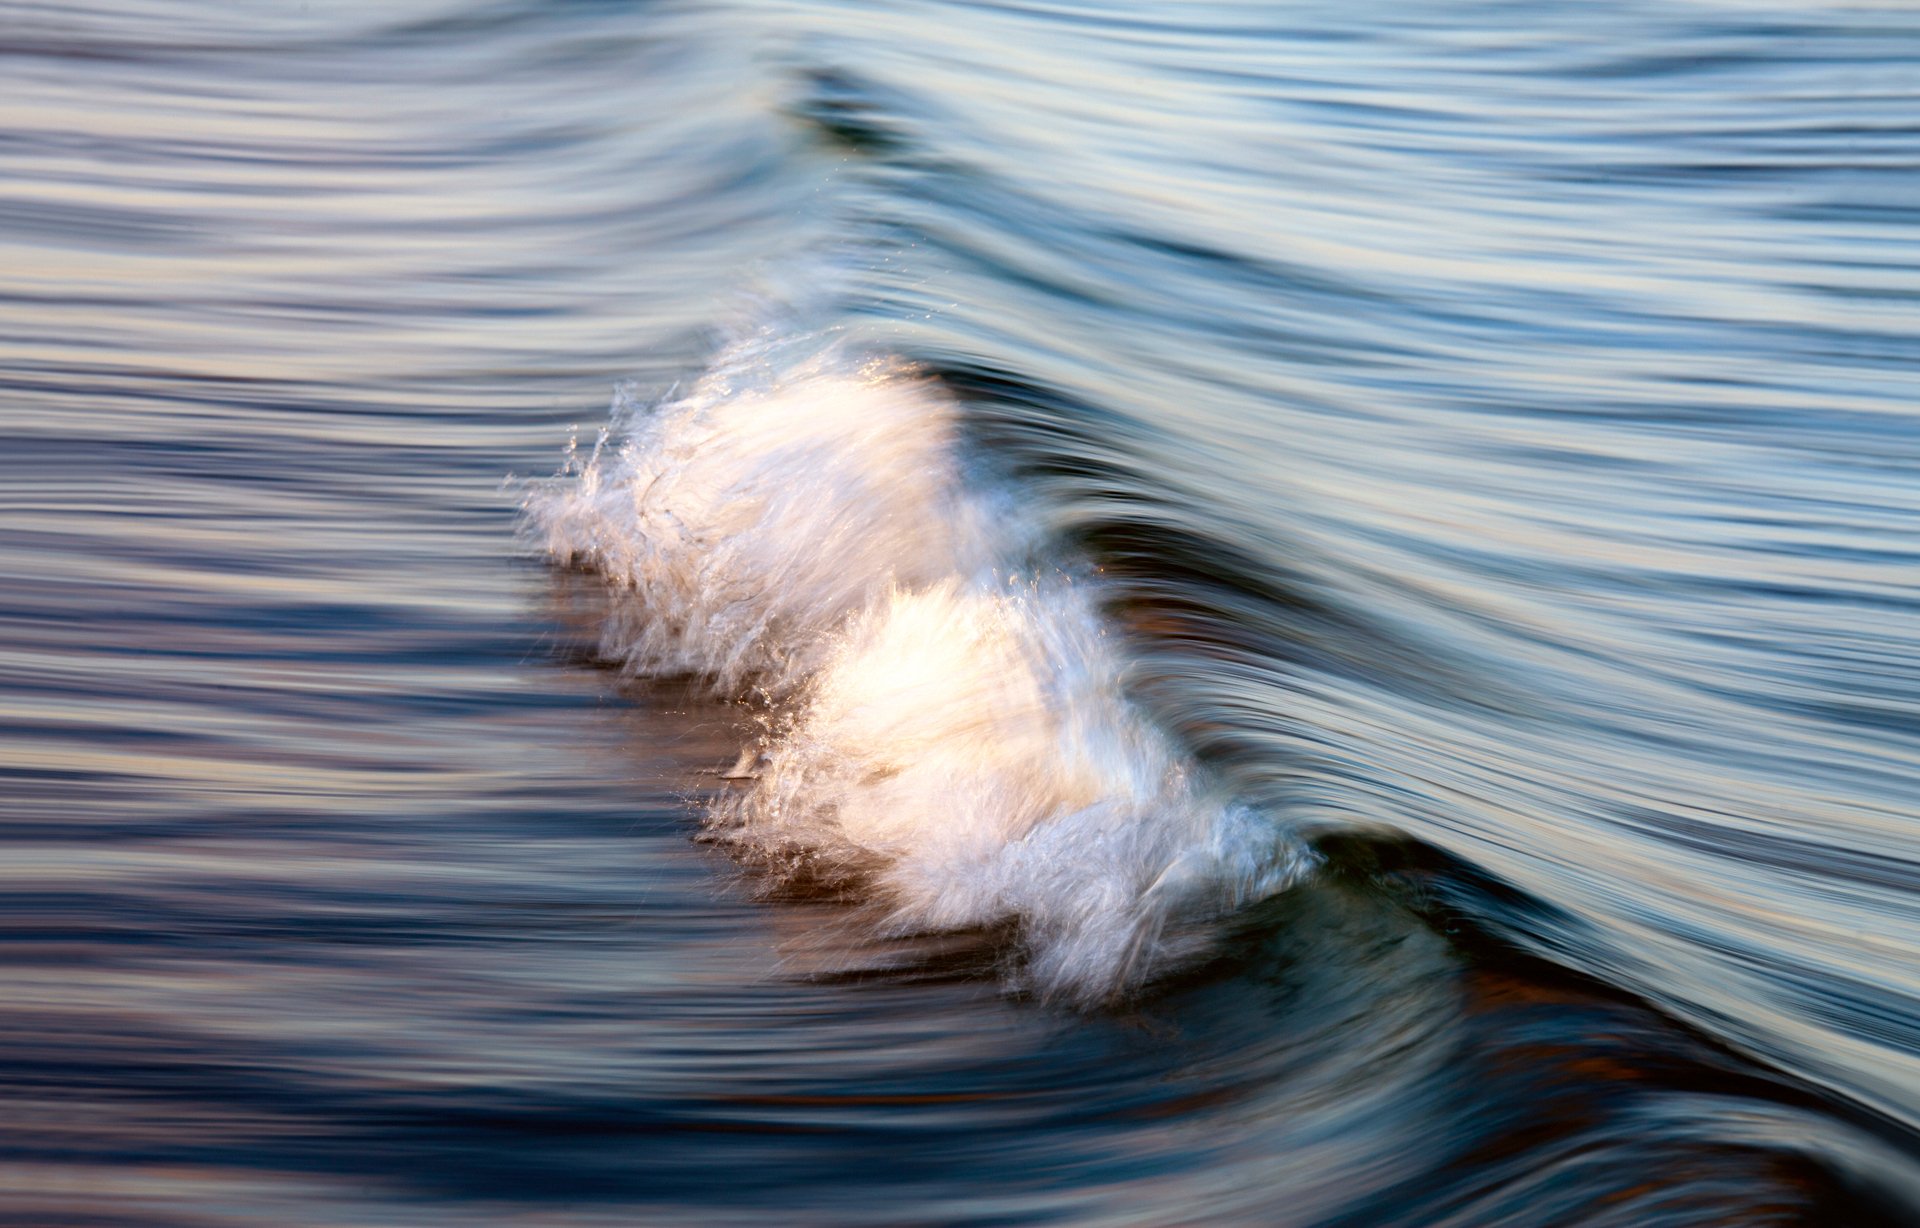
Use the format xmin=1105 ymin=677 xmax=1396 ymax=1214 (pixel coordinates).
xmin=531 ymin=338 xmax=1006 ymax=693
xmin=527 ymin=334 xmax=1313 ymax=1001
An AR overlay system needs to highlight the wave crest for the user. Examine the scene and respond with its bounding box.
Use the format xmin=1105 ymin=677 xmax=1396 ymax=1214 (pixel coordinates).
xmin=526 ymin=334 xmax=1312 ymax=1002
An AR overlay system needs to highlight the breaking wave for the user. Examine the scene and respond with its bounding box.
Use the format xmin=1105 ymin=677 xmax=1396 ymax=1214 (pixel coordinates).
xmin=526 ymin=330 xmax=1313 ymax=1001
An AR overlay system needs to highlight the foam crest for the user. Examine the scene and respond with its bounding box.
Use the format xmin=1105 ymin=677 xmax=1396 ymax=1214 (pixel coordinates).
xmin=528 ymin=336 xmax=1312 ymax=1002
xmin=529 ymin=339 xmax=1002 ymax=693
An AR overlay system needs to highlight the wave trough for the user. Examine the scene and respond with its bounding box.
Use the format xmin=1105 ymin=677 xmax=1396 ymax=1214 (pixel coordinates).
xmin=527 ymin=333 xmax=1314 ymax=1001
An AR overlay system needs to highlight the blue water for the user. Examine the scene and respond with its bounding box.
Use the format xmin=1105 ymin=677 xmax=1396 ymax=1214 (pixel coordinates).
xmin=5 ymin=1 xmax=1919 ymax=1223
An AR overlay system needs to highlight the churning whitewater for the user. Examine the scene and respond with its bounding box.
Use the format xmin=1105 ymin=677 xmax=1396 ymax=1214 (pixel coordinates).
xmin=527 ymin=331 xmax=1314 ymax=1001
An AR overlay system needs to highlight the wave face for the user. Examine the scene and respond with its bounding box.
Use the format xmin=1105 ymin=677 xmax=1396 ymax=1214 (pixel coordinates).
xmin=746 ymin=0 xmax=1920 ymax=1148
xmin=529 ymin=336 xmax=1313 ymax=1001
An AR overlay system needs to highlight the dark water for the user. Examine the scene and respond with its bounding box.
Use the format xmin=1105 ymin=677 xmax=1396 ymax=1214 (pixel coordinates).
xmin=6 ymin=1 xmax=1920 ymax=1224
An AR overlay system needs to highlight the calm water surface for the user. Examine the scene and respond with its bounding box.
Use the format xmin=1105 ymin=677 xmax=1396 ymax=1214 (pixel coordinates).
xmin=4 ymin=1 xmax=1919 ymax=1224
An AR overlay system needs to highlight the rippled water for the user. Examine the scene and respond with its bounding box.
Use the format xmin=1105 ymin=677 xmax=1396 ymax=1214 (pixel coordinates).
xmin=6 ymin=1 xmax=1919 ymax=1224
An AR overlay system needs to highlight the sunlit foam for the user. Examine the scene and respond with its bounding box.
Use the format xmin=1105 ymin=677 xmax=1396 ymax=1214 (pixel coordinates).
xmin=529 ymin=339 xmax=1005 ymax=694
xmin=527 ymin=334 xmax=1313 ymax=1002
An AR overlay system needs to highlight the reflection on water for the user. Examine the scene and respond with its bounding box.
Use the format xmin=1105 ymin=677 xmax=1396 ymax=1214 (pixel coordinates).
xmin=4 ymin=0 xmax=1919 ymax=1223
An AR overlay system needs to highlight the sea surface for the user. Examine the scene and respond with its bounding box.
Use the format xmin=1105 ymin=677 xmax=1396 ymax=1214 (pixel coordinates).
xmin=5 ymin=1 xmax=1920 ymax=1224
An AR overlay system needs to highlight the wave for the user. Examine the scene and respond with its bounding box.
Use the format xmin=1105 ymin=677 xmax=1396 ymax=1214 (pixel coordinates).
xmin=525 ymin=329 xmax=1313 ymax=1002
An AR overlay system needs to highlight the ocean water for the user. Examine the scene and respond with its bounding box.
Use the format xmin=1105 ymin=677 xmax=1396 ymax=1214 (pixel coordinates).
xmin=5 ymin=1 xmax=1919 ymax=1224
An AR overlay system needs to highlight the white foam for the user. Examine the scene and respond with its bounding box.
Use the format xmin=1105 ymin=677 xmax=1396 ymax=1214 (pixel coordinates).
xmin=526 ymin=334 xmax=1312 ymax=1003
xmin=529 ymin=337 xmax=1006 ymax=694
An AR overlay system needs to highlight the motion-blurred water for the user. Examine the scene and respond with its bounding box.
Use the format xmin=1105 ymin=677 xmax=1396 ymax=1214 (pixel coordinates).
xmin=5 ymin=2 xmax=1919 ymax=1224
